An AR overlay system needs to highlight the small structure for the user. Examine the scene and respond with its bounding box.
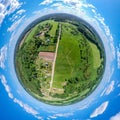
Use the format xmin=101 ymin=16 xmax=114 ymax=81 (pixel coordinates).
xmin=46 ymin=39 xmax=50 ymax=43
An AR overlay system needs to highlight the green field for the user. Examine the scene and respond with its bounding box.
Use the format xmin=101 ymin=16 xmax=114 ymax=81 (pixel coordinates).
xmin=15 ymin=14 xmax=105 ymax=105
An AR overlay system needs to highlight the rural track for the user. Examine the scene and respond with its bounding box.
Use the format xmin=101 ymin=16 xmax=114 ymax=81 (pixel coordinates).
xmin=49 ymin=23 xmax=62 ymax=93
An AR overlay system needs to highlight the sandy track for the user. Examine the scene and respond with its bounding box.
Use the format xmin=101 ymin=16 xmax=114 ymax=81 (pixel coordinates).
xmin=49 ymin=24 xmax=62 ymax=92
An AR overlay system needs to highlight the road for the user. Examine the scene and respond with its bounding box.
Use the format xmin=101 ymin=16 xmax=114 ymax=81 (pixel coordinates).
xmin=49 ymin=23 xmax=62 ymax=92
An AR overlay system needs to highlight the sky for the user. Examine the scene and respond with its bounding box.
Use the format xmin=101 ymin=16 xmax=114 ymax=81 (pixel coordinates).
xmin=0 ymin=0 xmax=120 ymax=120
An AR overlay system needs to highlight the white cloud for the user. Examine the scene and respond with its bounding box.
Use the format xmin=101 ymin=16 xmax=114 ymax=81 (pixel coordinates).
xmin=90 ymin=101 xmax=109 ymax=118
xmin=38 ymin=0 xmax=96 ymax=18
xmin=62 ymin=0 xmax=84 ymax=9
xmin=0 ymin=75 xmax=14 ymax=99
xmin=50 ymin=112 xmax=74 ymax=118
xmin=16 ymin=9 xmax=26 ymax=15
xmin=9 ymin=9 xmax=26 ymax=22
xmin=50 ymin=0 xmax=94 ymax=9
xmin=83 ymin=4 xmax=95 ymax=9
xmin=0 ymin=13 xmax=4 ymax=24
xmin=110 ymin=112 xmax=120 ymax=120
xmin=7 ymin=15 xmax=25 ymax=32
xmin=0 ymin=45 xmax=7 ymax=69
xmin=118 ymin=84 xmax=120 ymax=88
xmin=117 ymin=46 xmax=120 ymax=69
xmin=63 ymin=0 xmax=80 ymax=4
xmin=0 ymin=0 xmax=22 ymax=25
xmin=13 ymin=98 xmax=39 ymax=115
xmin=48 ymin=112 xmax=74 ymax=120
xmin=49 ymin=116 xmax=57 ymax=119
xmin=0 ymin=3 xmax=5 ymax=11
xmin=7 ymin=0 xmax=21 ymax=14
xmin=101 ymin=81 xmax=115 ymax=96
xmin=40 ymin=0 xmax=83 ymax=5
xmin=39 ymin=0 xmax=85 ymax=8
xmin=104 ymin=81 xmax=115 ymax=95
xmin=51 ymin=3 xmax=63 ymax=7
xmin=40 ymin=0 xmax=53 ymax=5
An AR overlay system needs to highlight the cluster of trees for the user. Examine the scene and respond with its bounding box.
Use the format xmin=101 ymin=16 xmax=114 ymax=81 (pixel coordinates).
xmin=69 ymin=19 xmax=105 ymax=59
xmin=35 ymin=23 xmax=52 ymax=38
xmin=16 ymin=37 xmax=43 ymax=96
xmin=16 ymin=23 xmax=54 ymax=96
xmin=71 ymin=29 xmax=78 ymax=36
xmin=18 ymin=38 xmax=40 ymax=81
xmin=51 ymin=75 xmax=95 ymax=99
xmin=53 ymin=23 xmax=60 ymax=43
xmin=97 ymin=60 xmax=104 ymax=77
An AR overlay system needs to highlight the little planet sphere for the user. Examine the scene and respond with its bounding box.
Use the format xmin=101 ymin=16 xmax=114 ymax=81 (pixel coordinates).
xmin=15 ymin=13 xmax=105 ymax=105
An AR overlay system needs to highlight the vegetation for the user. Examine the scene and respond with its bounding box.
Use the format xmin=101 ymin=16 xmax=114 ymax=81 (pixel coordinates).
xmin=15 ymin=14 xmax=105 ymax=105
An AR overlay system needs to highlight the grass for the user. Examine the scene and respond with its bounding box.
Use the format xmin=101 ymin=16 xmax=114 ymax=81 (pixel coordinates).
xmin=88 ymin=41 xmax=101 ymax=69
xmin=24 ymin=25 xmax=38 ymax=43
xmin=53 ymin=23 xmax=81 ymax=88
xmin=48 ymin=20 xmax=58 ymax=37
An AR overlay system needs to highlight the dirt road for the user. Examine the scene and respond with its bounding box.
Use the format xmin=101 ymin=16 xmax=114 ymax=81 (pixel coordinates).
xmin=49 ymin=23 xmax=62 ymax=92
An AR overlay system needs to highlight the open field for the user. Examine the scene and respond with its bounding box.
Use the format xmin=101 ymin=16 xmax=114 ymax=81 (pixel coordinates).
xmin=15 ymin=14 xmax=105 ymax=105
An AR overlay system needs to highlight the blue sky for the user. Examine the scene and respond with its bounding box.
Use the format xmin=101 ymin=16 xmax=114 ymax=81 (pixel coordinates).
xmin=0 ymin=0 xmax=120 ymax=120
xmin=88 ymin=0 xmax=120 ymax=46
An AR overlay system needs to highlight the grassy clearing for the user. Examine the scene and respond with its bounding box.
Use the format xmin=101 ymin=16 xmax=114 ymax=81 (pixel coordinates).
xmin=53 ymin=23 xmax=81 ymax=88
xmin=48 ymin=20 xmax=58 ymax=37
xmin=88 ymin=41 xmax=101 ymax=69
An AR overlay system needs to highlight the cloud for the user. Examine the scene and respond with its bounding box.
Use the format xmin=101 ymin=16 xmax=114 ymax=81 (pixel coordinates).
xmin=0 ymin=75 xmax=14 ymax=99
xmin=82 ymin=4 xmax=95 ymax=9
xmin=101 ymin=81 xmax=115 ymax=96
xmin=49 ymin=112 xmax=74 ymax=119
xmin=0 ymin=13 xmax=4 ymax=24
xmin=16 ymin=9 xmax=26 ymax=15
xmin=0 ymin=45 xmax=7 ymax=69
xmin=13 ymin=98 xmax=42 ymax=119
xmin=51 ymin=3 xmax=63 ymax=7
xmin=0 ymin=74 xmax=42 ymax=119
xmin=9 ymin=9 xmax=26 ymax=22
xmin=117 ymin=46 xmax=120 ymax=69
xmin=54 ymin=0 xmax=84 ymax=9
xmin=7 ymin=0 xmax=21 ymax=14
xmin=40 ymin=0 xmax=53 ymax=5
xmin=49 ymin=116 xmax=57 ymax=119
xmin=118 ymin=84 xmax=120 ymax=88
xmin=13 ymin=98 xmax=39 ymax=115
xmin=0 ymin=0 xmax=22 ymax=25
xmin=39 ymin=0 xmax=83 ymax=5
xmin=7 ymin=15 xmax=25 ymax=32
xmin=37 ymin=0 xmax=97 ymax=20
xmin=39 ymin=0 xmax=93 ymax=9
xmin=90 ymin=101 xmax=109 ymax=118
xmin=63 ymin=0 xmax=80 ymax=4
xmin=110 ymin=112 xmax=120 ymax=120
xmin=104 ymin=81 xmax=115 ymax=95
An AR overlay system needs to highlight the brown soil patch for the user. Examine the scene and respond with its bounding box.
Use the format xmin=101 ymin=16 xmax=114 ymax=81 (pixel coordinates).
xmin=39 ymin=52 xmax=55 ymax=61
